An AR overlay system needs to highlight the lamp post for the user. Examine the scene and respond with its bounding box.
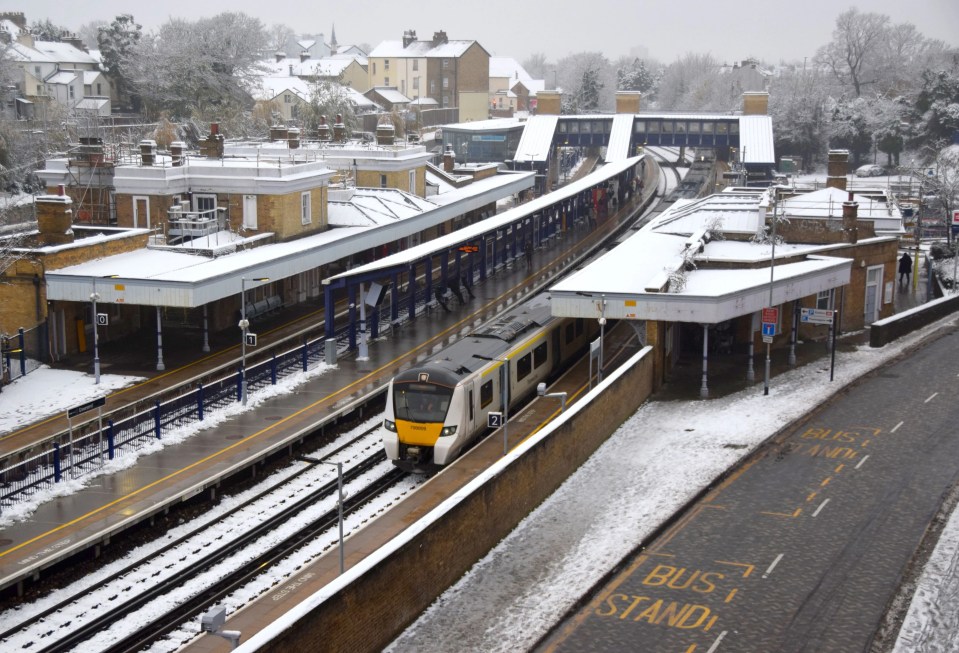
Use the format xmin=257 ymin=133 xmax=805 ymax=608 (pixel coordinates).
xmin=239 ymin=276 xmax=269 ymax=406
xmin=764 ymin=188 xmax=779 ymax=396
xmin=91 ymin=278 xmax=101 ymax=385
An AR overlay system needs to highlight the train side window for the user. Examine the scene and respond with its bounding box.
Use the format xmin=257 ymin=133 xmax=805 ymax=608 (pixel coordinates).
xmin=517 ymin=353 xmax=532 ymax=381
xmin=480 ymin=380 xmax=493 ymax=408
xmin=533 ymin=342 xmax=547 ymax=368
xmin=565 ymin=322 xmax=575 ymax=344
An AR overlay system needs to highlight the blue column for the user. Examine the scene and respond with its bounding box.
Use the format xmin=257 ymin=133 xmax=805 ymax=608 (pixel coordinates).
xmin=439 ymin=250 xmax=449 ymax=291
xmin=107 ymin=420 xmax=115 ymax=459
xmin=324 ymin=285 xmax=336 ymax=340
xmin=154 ymin=399 xmax=161 ymax=438
xmin=479 ymin=237 xmax=488 ymax=281
xmin=348 ymin=283 xmax=357 ymax=350
xmin=407 ymin=263 xmax=417 ymax=322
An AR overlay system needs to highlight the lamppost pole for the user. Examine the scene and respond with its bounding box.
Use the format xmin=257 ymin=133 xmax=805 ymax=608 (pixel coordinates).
xmin=598 ymin=295 xmax=607 ymax=382
xmin=239 ymin=276 xmax=269 ymax=406
xmin=91 ymin=277 xmax=100 ymax=385
xmin=764 ymin=188 xmax=779 ymax=396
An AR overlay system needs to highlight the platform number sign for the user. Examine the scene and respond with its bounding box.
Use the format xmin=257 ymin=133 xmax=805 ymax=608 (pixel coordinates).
xmin=245 ymin=333 xmax=258 ymax=347
xmin=96 ymin=313 xmax=109 ymax=326
xmin=487 ymin=411 xmax=504 ymax=429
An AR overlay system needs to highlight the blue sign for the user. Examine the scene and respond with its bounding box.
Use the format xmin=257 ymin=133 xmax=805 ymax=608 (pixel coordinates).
xmin=761 ymin=322 xmax=776 ymax=337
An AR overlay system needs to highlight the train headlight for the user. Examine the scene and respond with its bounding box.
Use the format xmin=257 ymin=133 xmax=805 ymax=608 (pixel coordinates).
xmin=384 ymin=419 xmax=397 ymax=432
xmin=441 ymin=425 xmax=458 ymax=437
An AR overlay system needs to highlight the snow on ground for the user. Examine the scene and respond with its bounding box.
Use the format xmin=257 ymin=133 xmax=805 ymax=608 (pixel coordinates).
xmin=0 ymin=365 xmax=144 ymax=436
xmin=386 ymin=314 xmax=959 ymax=653
xmin=0 ymin=361 xmax=334 ymax=528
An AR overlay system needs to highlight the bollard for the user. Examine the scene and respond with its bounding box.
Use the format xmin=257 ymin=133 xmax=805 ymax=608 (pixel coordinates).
xmin=325 ymin=338 xmax=337 ymax=365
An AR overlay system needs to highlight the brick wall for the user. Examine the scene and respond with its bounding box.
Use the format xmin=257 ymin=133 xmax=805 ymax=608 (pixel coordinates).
xmin=258 ymin=348 xmax=656 ymax=652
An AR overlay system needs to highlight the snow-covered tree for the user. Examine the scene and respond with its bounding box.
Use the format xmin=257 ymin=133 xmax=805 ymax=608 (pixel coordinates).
xmin=522 ymin=53 xmax=551 ymax=83
xmin=76 ymin=21 xmax=106 ymax=51
xmin=267 ymin=23 xmax=296 ymax=56
xmin=98 ymin=14 xmax=142 ymax=111
xmin=909 ymin=67 xmax=959 ymax=146
xmin=29 ymin=18 xmax=70 ymax=42
xmin=615 ymin=57 xmax=654 ymax=93
xmin=655 ymin=53 xmax=731 ymax=112
xmin=920 ymin=143 xmax=959 ymax=243
xmin=815 ymin=8 xmax=890 ymax=97
xmin=301 ymin=79 xmax=358 ymax=137
xmin=768 ymin=69 xmax=831 ymax=171
xmin=827 ymin=97 xmax=874 ymax=165
xmin=555 ymin=52 xmax=613 ymax=113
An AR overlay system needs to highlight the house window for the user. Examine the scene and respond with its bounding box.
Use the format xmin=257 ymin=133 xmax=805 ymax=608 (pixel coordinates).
xmin=443 ymin=77 xmax=449 ymax=89
xmin=372 ymin=62 xmax=376 ymax=75
xmin=380 ymin=174 xmax=388 ymax=188
xmin=442 ymin=95 xmax=449 ymax=107
xmin=384 ymin=77 xmax=389 ymax=86
xmin=96 ymin=82 xmax=102 ymax=95
xmin=816 ymin=290 xmax=833 ymax=310
xmin=301 ymin=191 xmax=311 ymax=225
xmin=413 ymin=77 xmax=419 ymax=90
xmin=34 ymin=65 xmax=40 ymax=77
xmin=430 ymin=80 xmax=436 ymax=94
xmin=409 ymin=170 xmax=416 ymax=193
xmin=194 ymin=194 xmax=217 ymax=217
xmin=243 ymin=195 xmax=257 ymax=230
xmin=284 ymin=94 xmax=292 ymax=103
xmin=413 ymin=60 xmax=418 ymax=71
xmin=443 ymin=59 xmax=449 ymax=69
xmin=69 ymin=86 xmax=75 ymax=100
xmin=385 ymin=59 xmax=390 ymax=70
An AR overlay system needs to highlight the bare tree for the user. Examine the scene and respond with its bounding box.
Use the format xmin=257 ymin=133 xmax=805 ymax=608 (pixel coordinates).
xmin=267 ymin=23 xmax=296 ymax=56
xmin=815 ymin=8 xmax=889 ymax=97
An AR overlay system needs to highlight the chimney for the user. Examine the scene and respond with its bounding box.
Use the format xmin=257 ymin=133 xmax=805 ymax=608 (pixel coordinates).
xmin=288 ymin=127 xmax=300 ymax=149
xmin=402 ymin=30 xmax=417 ymax=48
xmin=432 ymin=30 xmax=448 ymax=46
xmin=333 ymin=113 xmax=346 ymax=142
xmin=443 ymin=144 xmax=455 ymax=172
xmin=35 ymin=194 xmax=75 ymax=245
xmin=275 ymin=51 xmax=285 ymax=63
xmin=826 ymin=149 xmax=849 ymax=191
xmin=139 ymin=139 xmax=157 ymax=166
xmin=317 ymin=115 xmax=332 ymax=141
xmin=300 ymin=50 xmax=310 ymax=62
xmin=842 ymin=200 xmax=858 ymax=244
xmin=615 ymin=91 xmax=641 ymax=114
xmin=742 ymin=91 xmax=769 ymax=115
xmin=375 ymin=119 xmax=395 ymax=146
xmin=170 ymin=141 xmax=185 ymax=166
xmin=200 ymin=125 xmax=225 ymax=158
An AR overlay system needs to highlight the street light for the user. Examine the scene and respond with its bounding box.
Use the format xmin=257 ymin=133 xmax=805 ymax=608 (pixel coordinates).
xmin=91 ymin=274 xmax=118 ymax=385
xmin=239 ymin=276 xmax=269 ymax=406
xmin=537 ymin=382 xmax=567 ymax=412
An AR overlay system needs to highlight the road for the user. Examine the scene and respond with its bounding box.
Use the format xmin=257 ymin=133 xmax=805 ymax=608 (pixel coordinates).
xmin=542 ymin=327 xmax=959 ymax=652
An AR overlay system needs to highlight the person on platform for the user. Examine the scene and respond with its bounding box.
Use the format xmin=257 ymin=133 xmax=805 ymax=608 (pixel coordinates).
xmin=899 ymin=252 xmax=912 ymax=286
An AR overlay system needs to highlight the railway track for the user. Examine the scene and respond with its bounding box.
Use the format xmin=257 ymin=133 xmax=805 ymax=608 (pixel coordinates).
xmin=0 ymin=419 xmax=423 ymax=652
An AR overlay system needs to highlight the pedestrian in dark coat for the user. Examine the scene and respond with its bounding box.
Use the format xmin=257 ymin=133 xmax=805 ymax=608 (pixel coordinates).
xmin=899 ymin=252 xmax=912 ymax=285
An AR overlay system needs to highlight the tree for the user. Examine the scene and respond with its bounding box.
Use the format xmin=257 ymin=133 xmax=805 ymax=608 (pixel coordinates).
xmin=655 ymin=53 xmax=729 ymax=111
xmin=29 ymin=18 xmax=70 ymax=42
xmin=267 ymin=23 xmax=296 ymax=56
xmin=768 ymin=69 xmax=831 ymax=171
xmin=921 ymin=143 xmax=959 ymax=245
xmin=76 ymin=21 xmax=107 ymax=50
xmin=615 ymin=57 xmax=654 ymax=93
xmin=815 ymin=9 xmax=889 ymax=97
xmin=555 ymin=52 xmax=613 ymax=113
xmin=522 ymin=53 xmax=550 ymax=82
xmin=909 ymin=66 xmax=959 ymax=146
xmin=98 ymin=14 xmax=142 ymax=111
xmin=873 ymin=97 xmax=906 ymax=167
xmin=301 ymin=79 xmax=358 ymax=137
xmin=827 ymin=97 xmax=874 ymax=165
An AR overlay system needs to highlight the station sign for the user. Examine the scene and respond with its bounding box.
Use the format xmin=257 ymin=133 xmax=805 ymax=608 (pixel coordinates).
xmin=800 ymin=308 xmax=835 ymax=325
xmin=68 ymin=396 xmax=106 ymax=418
xmin=487 ymin=412 xmax=504 ymax=428
xmin=96 ymin=313 xmax=109 ymax=326
xmin=245 ymin=333 xmax=258 ymax=347
xmin=761 ymin=306 xmax=778 ymax=338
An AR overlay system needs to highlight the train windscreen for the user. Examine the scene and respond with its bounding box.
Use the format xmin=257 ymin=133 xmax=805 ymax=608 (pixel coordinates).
xmin=394 ymin=382 xmax=453 ymax=423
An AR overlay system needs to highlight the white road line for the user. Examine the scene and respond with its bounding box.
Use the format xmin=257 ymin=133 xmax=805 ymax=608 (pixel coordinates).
xmin=891 ymin=421 xmax=903 ymax=433
xmin=813 ymin=498 xmax=831 ymax=517
xmin=706 ymin=631 xmax=728 ymax=653
xmin=925 ymin=392 xmax=939 ymax=403
xmin=856 ymin=455 xmax=870 ymax=470
xmin=763 ymin=553 xmax=784 ymax=579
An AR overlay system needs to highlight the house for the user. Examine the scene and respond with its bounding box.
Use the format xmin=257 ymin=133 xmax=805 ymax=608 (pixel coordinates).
xmin=488 ymin=57 xmax=544 ymax=116
xmin=265 ymin=52 xmax=369 ymax=93
xmin=364 ymin=87 xmax=411 ymax=113
xmin=368 ymin=30 xmax=490 ymax=121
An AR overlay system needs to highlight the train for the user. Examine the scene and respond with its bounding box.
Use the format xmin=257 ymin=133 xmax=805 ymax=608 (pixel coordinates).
xmin=381 ymin=293 xmax=598 ymax=472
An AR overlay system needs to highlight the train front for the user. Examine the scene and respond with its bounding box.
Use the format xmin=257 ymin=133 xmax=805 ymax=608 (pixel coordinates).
xmin=382 ymin=367 xmax=460 ymax=473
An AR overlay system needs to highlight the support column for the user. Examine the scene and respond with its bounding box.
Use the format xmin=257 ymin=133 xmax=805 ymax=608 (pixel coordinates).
xmin=201 ymin=305 xmax=210 ymax=353
xmin=789 ymin=300 xmax=798 ymax=366
xmin=155 ymin=306 xmax=165 ymax=371
xmin=407 ymin=263 xmax=417 ymax=321
xmin=324 ymin=284 xmax=336 ymax=339
xmin=480 ymin=237 xmax=488 ymax=281
xmin=390 ymin=272 xmax=399 ymax=324
xmin=439 ymin=250 xmax=449 ymax=291
xmin=347 ymin=284 xmax=357 ymax=350
xmin=700 ymin=324 xmax=709 ymax=399
xmin=424 ymin=256 xmax=433 ymax=308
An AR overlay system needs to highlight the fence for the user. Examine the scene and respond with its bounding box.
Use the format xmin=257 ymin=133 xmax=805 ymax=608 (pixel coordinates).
xmin=0 ymin=264 xmax=490 ymax=512
xmin=1 ymin=324 xmax=45 ymax=385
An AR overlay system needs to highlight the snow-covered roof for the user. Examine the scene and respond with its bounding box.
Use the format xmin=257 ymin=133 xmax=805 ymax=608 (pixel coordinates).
xmin=410 ymin=97 xmax=438 ymax=106
xmin=740 ymin=115 xmax=775 ymax=165
xmin=82 ymin=71 xmax=102 ymax=84
xmin=255 ymin=76 xmax=311 ymax=101
xmin=46 ymin=71 xmax=78 ymax=85
xmin=605 ymin=114 xmax=635 ymax=162
xmin=328 ymin=188 xmax=438 ymax=227
xmin=514 ymin=115 xmax=558 ymax=162
xmin=443 ymin=118 xmax=524 ymax=132
xmin=22 ymin=40 xmax=98 ymax=65
xmin=369 ymin=87 xmax=411 ymax=104
xmin=75 ymin=98 xmax=109 ymax=111
xmin=369 ymin=39 xmax=482 ymax=59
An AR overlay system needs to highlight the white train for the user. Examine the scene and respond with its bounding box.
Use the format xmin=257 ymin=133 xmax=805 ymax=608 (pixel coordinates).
xmin=382 ymin=294 xmax=598 ymax=472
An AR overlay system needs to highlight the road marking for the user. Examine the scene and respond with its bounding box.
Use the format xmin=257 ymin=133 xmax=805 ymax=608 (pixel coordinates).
xmin=763 ymin=553 xmax=784 ymax=578
xmin=925 ymin=392 xmax=939 ymax=403
xmin=856 ymin=455 xmax=870 ymax=469
xmin=813 ymin=498 xmax=831 ymax=517
xmin=891 ymin=421 xmax=903 ymax=433
xmin=706 ymin=630 xmax=728 ymax=652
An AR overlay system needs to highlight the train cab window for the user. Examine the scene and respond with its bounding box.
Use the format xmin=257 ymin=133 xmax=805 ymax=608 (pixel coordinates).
xmin=480 ymin=380 xmax=493 ymax=408
xmin=569 ymin=121 xmax=579 ymax=134
xmin=565 ymin=322 xmax=575 ymax=344
xmin=559 ymin=122 xmax=568 ymax=134
xmin=675 ymin=122 xmax=686 ymax=134
xmin=729 ymin=122 xmax=739 ymax=135
xmin=533 ymin=342 xmax=548 ymax=368
xmin=517 ymin=353 xmax=532 ymax=381
xmin=596 ymin=121 xmax=608 ymax=134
